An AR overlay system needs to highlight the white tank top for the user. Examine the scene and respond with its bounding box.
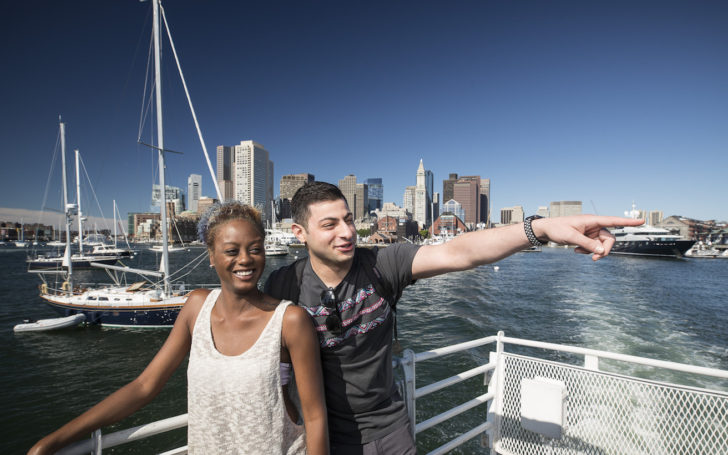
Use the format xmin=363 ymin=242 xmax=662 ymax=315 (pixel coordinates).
xmin=187 ymin=289 xmax=306 ymax=454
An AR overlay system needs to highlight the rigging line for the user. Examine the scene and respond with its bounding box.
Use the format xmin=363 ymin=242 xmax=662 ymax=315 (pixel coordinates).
xmin=160 ymin=4 xmax=223 ymax=201
xmin=138 ymin=29 xmax=154 ymax=142
xmin=168 ymin=250 xmax=209 ymax=281
xmin=78 ymin=154 xmax=110 ymax=232
xmin=113 ymin=203 xmax=133 ymax=250
xmin=39 ymin=130 xmax=62 ymax=224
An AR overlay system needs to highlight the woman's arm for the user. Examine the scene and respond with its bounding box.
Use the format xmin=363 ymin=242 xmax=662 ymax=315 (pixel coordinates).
xmin=282 ymin=305 xmax=328 ymax=455
xmin=28 ymin=290 xmax=207 ymax=455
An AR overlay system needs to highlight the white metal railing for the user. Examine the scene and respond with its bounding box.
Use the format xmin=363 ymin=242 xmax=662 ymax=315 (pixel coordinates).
xmin=54 ymin=332 xmax=728 ymax=454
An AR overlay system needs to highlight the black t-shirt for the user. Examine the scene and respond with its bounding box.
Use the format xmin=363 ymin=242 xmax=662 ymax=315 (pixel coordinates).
xmin=267 ymin=243 xmax=420 ymax=444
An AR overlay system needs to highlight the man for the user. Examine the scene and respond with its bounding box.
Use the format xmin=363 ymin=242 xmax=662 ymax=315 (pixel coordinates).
xmin=265 ymin=181 xmax=642 ymax=454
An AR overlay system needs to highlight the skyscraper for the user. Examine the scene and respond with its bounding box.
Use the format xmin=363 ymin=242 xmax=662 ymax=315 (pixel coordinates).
xmin=366 ymin=178 xmax=383 ymax=212
xmin=412 ymin=159 xmax=433 ymax=229
xmin=280 ymin=173 xmax=315 ymax=200
xmin=216 ymin=145 xmax=234 ymax=201
xmin=233 ymin=140 xmax=274 ymax=223
xmin=442 ymin=173 xmax=459 ymax=203
xmin=550 ymin=201 xmax=582 ymax=218
xmin=338 ymin=174 xmax=368 ymax=220
xmin=187 ymin=174 xmax=201 ymax=213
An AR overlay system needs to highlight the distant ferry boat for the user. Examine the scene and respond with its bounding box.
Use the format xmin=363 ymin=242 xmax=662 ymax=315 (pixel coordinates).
xmin=609 ymin=204 xmax=695 ymax=258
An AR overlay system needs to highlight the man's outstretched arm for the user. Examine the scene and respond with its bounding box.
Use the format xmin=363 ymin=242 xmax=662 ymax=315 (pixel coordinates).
xmin=411 ymin=215 xmax=644 ymax=279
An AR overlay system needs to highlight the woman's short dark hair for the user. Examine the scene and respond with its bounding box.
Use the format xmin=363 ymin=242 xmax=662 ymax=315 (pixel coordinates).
xmin=198 ymin=201 xmax=265 ymax=250
xmin=291 ymin=182 xmax=347 ymax=229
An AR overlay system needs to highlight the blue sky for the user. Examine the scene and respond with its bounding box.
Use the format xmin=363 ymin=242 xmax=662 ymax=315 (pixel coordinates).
xmin=1 ymin=0 xmax=726 ymax=226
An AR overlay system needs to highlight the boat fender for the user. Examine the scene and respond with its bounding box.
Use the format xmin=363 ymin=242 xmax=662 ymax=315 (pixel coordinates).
xmin=40 ymin=283 xmax=48 ymax=294
xmin=61 ymin=281 xmax=70 ymax=292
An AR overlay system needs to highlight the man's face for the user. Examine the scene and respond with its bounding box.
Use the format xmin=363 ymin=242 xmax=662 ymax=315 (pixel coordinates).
xmin=293 ymin=198 xmax=357 ymax=267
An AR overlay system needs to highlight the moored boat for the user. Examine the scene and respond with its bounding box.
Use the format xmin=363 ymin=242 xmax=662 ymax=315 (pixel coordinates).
xmin=609 ymin=203 xmax=695 ymax=258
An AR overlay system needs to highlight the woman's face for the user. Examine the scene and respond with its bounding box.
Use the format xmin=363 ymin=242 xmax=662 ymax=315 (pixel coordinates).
xmin=209 ymin=219 xmax=265 ymax=295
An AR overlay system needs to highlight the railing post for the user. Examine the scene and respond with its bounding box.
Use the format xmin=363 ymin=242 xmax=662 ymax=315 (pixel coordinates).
xmin=402 ymin=348 xmax=416 ymax=441
xmin=91 ymin=429 xmax=102 ymax=455
xmin=585 ymin=354 xmax=599 ymax=371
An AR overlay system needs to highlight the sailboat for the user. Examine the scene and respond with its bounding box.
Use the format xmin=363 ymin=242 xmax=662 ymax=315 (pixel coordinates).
xmin=14 ymin=220 xmax=28 ymax=248
xmin=27 ymin=146 xmax=120 ymax=271
xmin=88 ymin=201 xmax=134 ymax=258
xmin=35 ymin=0 xmax=219 ymax=327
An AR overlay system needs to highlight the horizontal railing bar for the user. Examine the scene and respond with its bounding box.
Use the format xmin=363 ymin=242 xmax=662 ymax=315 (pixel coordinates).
xmin=426 ymin=421 xmax=492 ymax=455
xmin=415 ymin=391 xmax=494 ymax=434
xmin=502 ymin=336 xmax=728 ymax=380
xmin=415 ymin=363 xmax=495 ymax=399
xmin=57 ymin=414 xmax=188 ymax=455
xmin=414 ymin=336 xmax=497 ymax=362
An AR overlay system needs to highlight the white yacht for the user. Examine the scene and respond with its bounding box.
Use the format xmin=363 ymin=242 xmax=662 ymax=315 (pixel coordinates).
xmin=610 ymin=204 xmax=695 ymax=258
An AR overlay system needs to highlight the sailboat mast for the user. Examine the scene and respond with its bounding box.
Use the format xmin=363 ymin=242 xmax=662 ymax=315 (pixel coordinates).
xmin=153 ymin=0 xmax=170 ymax=295
xmin=60 ymin=120 xmax=73 ymax=291
xmin=75 ymin=149 xmax=84 ymax=254
xmin=113 ymin=200 xmax=117 ymax=248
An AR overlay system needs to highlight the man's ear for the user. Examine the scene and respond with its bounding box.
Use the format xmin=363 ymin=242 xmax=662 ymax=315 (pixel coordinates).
xmin=291 ymin=223 xmax=306 ymax=244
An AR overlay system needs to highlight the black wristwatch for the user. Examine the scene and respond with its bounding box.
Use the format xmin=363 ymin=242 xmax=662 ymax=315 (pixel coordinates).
xmin=524 ymin=215 xmax=545 ymax=246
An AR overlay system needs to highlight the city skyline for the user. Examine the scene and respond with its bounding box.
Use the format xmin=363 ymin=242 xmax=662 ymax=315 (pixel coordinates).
xmin=1 ymin=1 xmax=726 ymax=223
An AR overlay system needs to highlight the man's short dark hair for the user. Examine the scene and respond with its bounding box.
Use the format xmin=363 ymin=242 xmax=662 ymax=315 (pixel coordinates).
xmin=291 ymin=181 xmax=347 ymax=228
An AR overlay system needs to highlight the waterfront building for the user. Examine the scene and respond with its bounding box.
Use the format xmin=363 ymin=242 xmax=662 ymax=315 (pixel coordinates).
xmin=372 ymin=202 xmax=410 ymax=223
xmin=367 ymin=178 xmax=383 ymax=212
xmin=233 ymin=140 xmax=274 ymax=223
xmin=440 ymin=199 xmax=466 ymax=223
xmin=480 ymin=178 xmax=491 ymax=227
xmin=442 ymin=173 xmax=459 ymax=204
xmin=216 ymin=145 xmax=234 ymax=201
xmin=537 ymin=206 xmax=549 ymax=218
xmin=432 ymin=213 xmax=467 ymax=236
xmin=197 ymin=196 xmax=217 ymax=215
xmin=151 ymin=184 xmax=185 ymax=215
xmin=403 ymin=186 xmax=416 ymax=216
xmin=187 ymin=174 xmax=201 ymax=213
xmin=500 ymin=206 xmax=524 ymax=225
xmin=432 ymin=192 xmax=440 ymax=225
xmin=649 ymin=210 xmax=663 ymax=226
xmin=550 ymin=201 xmax=582 ymax=218
xmin=338 ymin=174 xmax=369 ymax=221
xmin=453 ymin=178 xmax=480 ymax=228
xmin=280 ymin=173 xmax=315 ymax=200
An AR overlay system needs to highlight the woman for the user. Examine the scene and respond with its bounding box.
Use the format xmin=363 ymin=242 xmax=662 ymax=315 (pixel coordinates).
xmin=29 ymin=203 xmax=328 ymax=454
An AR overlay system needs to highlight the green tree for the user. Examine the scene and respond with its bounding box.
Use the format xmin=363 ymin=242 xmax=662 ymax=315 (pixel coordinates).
xmin=357 ymin=228 xmax=371 ymax=238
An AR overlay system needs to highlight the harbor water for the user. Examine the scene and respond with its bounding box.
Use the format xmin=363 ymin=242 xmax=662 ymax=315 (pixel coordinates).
xmin=1 ymin=246 xmax=726 ymax=453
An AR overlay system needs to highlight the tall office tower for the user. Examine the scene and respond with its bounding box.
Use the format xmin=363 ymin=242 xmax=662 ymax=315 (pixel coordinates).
xmin=187 ymin=174 xmax=201 ymax=213
xmin=233 ymin=140 xmax=274 ymax=223
xmin=413 ymin=159 xmax=434 ymax=229
xmin=280 ymin=173 xmax=315 ymax=200
xmin=367 ymin=178 xmax=383 ymax=212
xmin=480 ymin=178 xmax=491 ymax=227
xmin=216 ymin=145 xmax=234 ymax=201
xmin=500 ymin=206 xmax=524 ymax=225
xmin=442 ymin=173 xmax=459 ymax=203
xmin=338 ymin=175 xmax=369 ymax=220
xmin=649 ymin=210 xmax=663 ymax=226
xmin=549 ymin=201 xmax=582 ymax=217
xmin=432 ymin=192 xmax=440 ymax=223
xmin=403 ymin=186 xmax=416 ymax=217
xmin=453 ymin=178 xmax=480 ymax=228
